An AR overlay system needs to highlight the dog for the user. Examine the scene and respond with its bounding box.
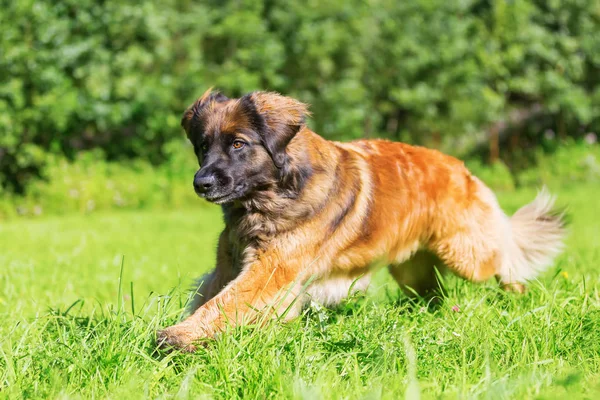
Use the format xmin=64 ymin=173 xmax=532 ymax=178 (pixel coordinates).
xmin=157 ymin=89 xmax=566 ymax=352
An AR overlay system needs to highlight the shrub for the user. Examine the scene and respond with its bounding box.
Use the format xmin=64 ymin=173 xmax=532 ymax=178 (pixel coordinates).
xmin=0 ymin=140 xmax=204 ymax=219
xmin=1 ymin=0 xmax=599 ymax=193
xmin=466 ymin=160 xmax=515 ymax=192
xmin=519 ymin=140 xmax=600 ymax=187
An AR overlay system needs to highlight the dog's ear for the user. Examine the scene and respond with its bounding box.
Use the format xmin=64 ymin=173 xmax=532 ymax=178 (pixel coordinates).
xmin=181 ymin=88 xmax=229 ymax=136
xmin=239 ymin=92 xmax=309 ymax=168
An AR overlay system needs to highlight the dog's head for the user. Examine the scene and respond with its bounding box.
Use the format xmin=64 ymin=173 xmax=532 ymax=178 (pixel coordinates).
xmin=181 ymin=89 xmax=309 ymax=204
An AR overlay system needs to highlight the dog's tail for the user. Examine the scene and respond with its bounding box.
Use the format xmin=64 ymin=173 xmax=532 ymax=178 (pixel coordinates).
xmin=497 ymin=188 xmax=567 ymax=284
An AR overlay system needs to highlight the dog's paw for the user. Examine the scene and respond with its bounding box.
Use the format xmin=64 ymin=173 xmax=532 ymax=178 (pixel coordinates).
xmin=156 ymin=326 xmax=198 ymax=353
xmin=500 ymin=282 xmax=527 ymax=294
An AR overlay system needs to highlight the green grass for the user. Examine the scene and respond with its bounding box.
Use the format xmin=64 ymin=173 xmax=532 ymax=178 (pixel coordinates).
xmin=1 ymin=184 xmax=599 ymax=399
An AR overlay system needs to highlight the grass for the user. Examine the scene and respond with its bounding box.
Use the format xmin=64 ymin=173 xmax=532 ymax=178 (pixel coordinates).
xmin=1 ymin=183 xmax=599 ymax=399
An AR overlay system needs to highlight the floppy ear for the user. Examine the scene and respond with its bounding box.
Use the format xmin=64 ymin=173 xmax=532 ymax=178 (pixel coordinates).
xmin=240 ymin=92 xmax=309 ymax=168
xmin=181 ymin=88 xmax=229 ymax=136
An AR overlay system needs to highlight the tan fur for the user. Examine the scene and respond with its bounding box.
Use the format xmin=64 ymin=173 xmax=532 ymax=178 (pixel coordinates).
xmin=157 ymin=91 xmax=567 ymax=352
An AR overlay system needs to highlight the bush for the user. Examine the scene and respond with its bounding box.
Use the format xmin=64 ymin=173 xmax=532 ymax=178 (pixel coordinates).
xmin=1 ymin=0 xmax=599 ymax=193
xmin=519 ymin=140 xmax=600 ymax=187
xmin=466 ymin=159 xmax=515 ymax=192
xmin=0 ymin=140 xmax=204 ymax=219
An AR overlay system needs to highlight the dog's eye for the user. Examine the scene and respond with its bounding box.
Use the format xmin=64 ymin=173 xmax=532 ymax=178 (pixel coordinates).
xmin=232 ymin=140 xmax=245 ymax=150
xmin=200 ymin=143 xmax=208 ymax=153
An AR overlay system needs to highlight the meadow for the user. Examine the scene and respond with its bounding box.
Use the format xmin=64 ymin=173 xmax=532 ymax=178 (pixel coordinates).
xmin=3 ymin=1 xmax=600 ymax=397
xmin=1 ymin=180 xmax=599 ymax=399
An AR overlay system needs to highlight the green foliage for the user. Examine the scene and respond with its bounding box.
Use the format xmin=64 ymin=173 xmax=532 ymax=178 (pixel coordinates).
xmin=467 ymin=159 xmax=516 ymax=192
xmin=519 ymin=140 xmax=600 ymax=187
xmin=469 ymin=141 xmax=600 ymax=191
xmin=1 ymin=184 xmax=599 ymax=398
xmin=0 ymin=142 xmax=201 ymax=219
xmin=1 ymin=0 xmax=600 ymax=193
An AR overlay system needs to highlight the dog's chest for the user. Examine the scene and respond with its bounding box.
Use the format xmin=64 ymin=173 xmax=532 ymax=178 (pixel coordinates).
xmin=225 ymin=213 xmax=276 ymax=272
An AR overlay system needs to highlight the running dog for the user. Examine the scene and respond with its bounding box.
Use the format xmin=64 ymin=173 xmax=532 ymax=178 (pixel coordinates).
xmin=157 ymin=89 xmax=566 ymax=352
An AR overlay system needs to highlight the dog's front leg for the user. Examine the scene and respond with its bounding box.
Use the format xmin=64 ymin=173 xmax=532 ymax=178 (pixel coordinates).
xmin=157 ymin=252 xmax=306 ymax=352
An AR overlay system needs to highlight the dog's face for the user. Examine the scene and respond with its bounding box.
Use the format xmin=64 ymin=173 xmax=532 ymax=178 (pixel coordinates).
xmin=181 ymin=90 xmax=308 ymax=204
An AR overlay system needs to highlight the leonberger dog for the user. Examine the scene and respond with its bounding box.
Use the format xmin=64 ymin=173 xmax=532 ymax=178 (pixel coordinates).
xmin=157 ymin=89 xmax=566 ymax=352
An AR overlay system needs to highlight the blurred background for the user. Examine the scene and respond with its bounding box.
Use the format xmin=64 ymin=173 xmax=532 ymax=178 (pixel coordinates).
xmin=1 ymin=0 xmax=599 ymax=218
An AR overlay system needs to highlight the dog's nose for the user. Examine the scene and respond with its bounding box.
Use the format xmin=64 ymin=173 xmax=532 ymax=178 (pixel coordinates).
xmin=194 ymin=175 xmax=215 ymax=193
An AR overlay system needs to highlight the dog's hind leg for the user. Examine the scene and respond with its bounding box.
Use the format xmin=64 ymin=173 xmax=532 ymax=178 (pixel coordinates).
xmin=428 ymin=185 xmax=566 ymax=293
xmin=388 ymin=251 xmax=447 ymax=298
xmin=427 ymin=212 xmax=502 ymax=287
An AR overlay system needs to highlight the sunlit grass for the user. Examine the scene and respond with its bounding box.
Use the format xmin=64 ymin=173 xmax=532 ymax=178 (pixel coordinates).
xmin=1 ymin=184 xmax=599 ymax=399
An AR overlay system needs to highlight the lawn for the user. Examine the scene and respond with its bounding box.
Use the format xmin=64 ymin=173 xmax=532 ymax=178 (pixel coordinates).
xmin=1 ymin=184 xmax=599 ymax=399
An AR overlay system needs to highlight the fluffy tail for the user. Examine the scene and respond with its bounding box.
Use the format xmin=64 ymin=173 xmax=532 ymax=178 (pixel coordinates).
xmin=498 ymin=188 xmax=568 ymax=283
